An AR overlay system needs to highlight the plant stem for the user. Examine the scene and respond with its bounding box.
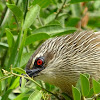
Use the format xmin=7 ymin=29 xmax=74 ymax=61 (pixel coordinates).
xmin=11 ymin=72 xmax=60 ymax=100
xmin=55 ymin=0 xmax=67 ymax=19
xmin=24 ymin=0 xmax=28 ymax=19
xmin=1 ymin=50 xmax=8 ymax=68
xmin=37 ymin=15 xmax=44 ymax=26
xmin=92 ymin=93 xmax=100 ymax=100
xmin=0 ymin=6 xmax=8 ymax=26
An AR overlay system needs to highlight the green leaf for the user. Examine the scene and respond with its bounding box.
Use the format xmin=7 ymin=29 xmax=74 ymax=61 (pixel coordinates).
xmin=16 ymin=29 xmax=27 ymax=66
xmin=94 ymin=1 xmax=100 ymax=9
xmin=5 ymin=28 xmax=14 ymax=48
xmin=20 ymin=77 xmax=27 ymax=93
xmin=28 ymin=90 xmax=42 ymax=100
xmin=84 ymin=73 xmax=90 ymax=79
xmin=97 ymin=97 xmax=100 ymax=100
xmin=1 ymin=8 xmax=12 ymax=27
xmin=0 ymin=75 xmax=13 ymax=81
xmin=21 ymin=77 xmax=26 ymax=88
xmin=88 ymin=17 xmax=100 ymax=28
xmin=20 ymin=51 xmax=34 ymax=67
xmin=6 ymin=3 xmax=23 ymax=20
xmin=48 ymin=20 xmax=61 ymax=26
xmin=25 ymin=33 xmax=50 ymax=46
xmin=0 ymin=71 xmax=6 ymax=91
xmin=1 ymin=89 xmax=12 ymax=100
xmin=51 ymin=27 xmax=76 ymax=37
xmin=76 ymin=78 xmax=81 ymax=92
xmin=7 ymin=32 xmax=21 ymax=67
xmin=72 ymin=86 xmax=81 ymax=100
xmin=71 ymin=4 xmax=81 ymax=17
xmin=80 ymin=74 xmax=90 ymax=96
xmin=32 ymin=25 xmax=77 ymax=36
xmin=33 ymin=25 xmax=63 ymax=34
xmin=65 ymin=17 xmax=80 ymax=27
xmin=70 ymin=0 xmax=95 ymax=3
xmin=44 ymin=13 xmax=56 ymax=25
xmin=45 ymin=83 xmax=55 ymax=92
xmin=23 ymin=5 xmax=40 ymax=30
xmin=0 ymin=42 xmax=9 ymax=49
xmin=92 ymin=79 xmax=100 ymax=94
xmin=14 ymin=93 xmax=29 ymax=100
xmin=9 ymin=77 xmax=20 ymax=89
xmin=12 ymin=67 xmax=26 ymax=74
xmin=87 ymin=88 xmax=94 ymax=98
xmin=32 ymin=0 xmax=52 ymax=8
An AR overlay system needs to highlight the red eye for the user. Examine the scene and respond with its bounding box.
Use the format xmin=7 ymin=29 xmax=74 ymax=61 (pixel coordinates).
xmin=37 ymin=59 xmax=43 ymax=65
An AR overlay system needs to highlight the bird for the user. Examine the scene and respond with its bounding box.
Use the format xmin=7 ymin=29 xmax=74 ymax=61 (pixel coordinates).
xmin=25 ymin=31 xmax=100 ymax=97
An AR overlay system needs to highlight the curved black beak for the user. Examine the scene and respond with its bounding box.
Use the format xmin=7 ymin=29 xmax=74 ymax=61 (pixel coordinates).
xmin=26 ymin=68 xmax=42 ymax=77
xmin=26 ymin=66 xmax=45 ymax=78
xmin=20 ymin=68 xmax=44 ymax=87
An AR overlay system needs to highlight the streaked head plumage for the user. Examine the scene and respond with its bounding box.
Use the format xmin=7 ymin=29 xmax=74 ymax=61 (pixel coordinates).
xmin=26 ymin=31 xmax=100 ymax=96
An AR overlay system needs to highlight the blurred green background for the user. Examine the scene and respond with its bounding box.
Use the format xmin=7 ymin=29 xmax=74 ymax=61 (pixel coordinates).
xmin=0 ymin=0 xmax=100 ymax=100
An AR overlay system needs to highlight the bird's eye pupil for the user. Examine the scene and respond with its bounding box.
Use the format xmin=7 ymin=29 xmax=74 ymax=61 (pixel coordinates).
xmin=37 ymin=59 xmax=43 ymax=65
xmin=34 ymin=57 xmax=44 ymax=67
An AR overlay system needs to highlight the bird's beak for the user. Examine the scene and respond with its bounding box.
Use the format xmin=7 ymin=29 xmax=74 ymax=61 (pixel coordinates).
xmin=20 ymin=67 xmax=44 ymax=87
xmin=25 ymin=68 xmax=44 ymax=78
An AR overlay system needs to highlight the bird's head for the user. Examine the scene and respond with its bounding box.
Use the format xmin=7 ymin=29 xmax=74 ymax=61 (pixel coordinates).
xmin=25 ymin=37 xmax=63 ymax=85
xmin=25 ymin=34 xmax=80 ymax=95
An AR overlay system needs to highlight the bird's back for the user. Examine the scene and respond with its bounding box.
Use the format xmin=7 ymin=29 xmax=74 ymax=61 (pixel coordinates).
xmin=39 ymin=31 xmax=100 ymax=95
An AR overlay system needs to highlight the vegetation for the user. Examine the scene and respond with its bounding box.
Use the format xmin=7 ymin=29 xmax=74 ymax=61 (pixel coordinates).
xmin=0 ymin=0 xmax=100 ymax=100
